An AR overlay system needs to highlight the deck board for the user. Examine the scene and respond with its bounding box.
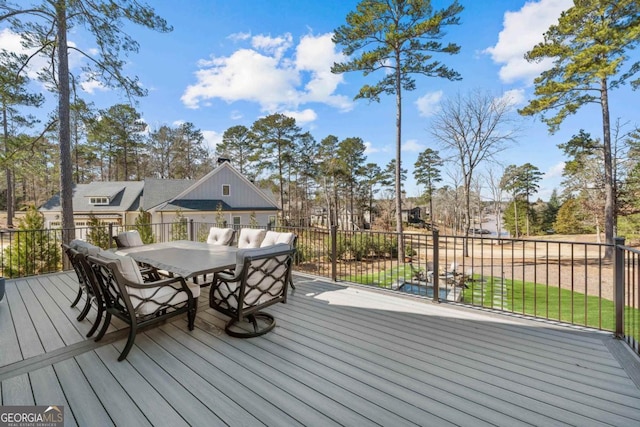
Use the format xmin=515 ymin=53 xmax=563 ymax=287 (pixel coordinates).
xmin=1 ymin=271 xmax=640 ymax=426
xmin=74 ymin=351 xmax=151 ymax=427
xmin=94 ymin=345 xmax=190 ymax=427
xmin=29 ymin=366 xmax=77 ymax=427
xmin=6 ymin=279 xmax=43 ymax=360
xmin=133 ymin=333 xmax=263 ymax=427
xmin=54 ymin=358 xmax=114 ymax=426
xmin=0 ymin=374 xmax=33 ymax=406
xmin=0 ymin=283 xmax=21 ymax=366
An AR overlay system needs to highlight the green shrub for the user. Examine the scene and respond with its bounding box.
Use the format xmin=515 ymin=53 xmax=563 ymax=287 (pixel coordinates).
xmin=87 ymin=213 xmax=111 ymax=249
xmin=2 ymin=206 xmax=61 ymax=278
xmin=134 ymin=208 xmax=155 ymax=244
xmin=349 ymin=235 xmax=374 ymax=261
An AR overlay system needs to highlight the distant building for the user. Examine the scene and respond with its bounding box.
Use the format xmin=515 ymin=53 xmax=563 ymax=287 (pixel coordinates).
xmin=40 ymin=161 xmax=279 ymax=229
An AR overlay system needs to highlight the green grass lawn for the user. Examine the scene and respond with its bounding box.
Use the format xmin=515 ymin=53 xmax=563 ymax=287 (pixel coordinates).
xmin=342 ymin=265 xmax=640 ymax=341
xmin=343 ymin=264 xmax=416 ymax=288
xmin=463 ymin=278 xmax=616 ymax=330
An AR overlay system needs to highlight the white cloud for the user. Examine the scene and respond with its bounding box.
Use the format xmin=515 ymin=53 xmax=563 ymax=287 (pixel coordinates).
xmin=281 ymin=108 xmax=317 ymax=125
xmin=182 ymin=48 xmax=299 ymax=111
xmin=402 ymin=139 xmax=425 ymax=152
xmin=496 ymin=89 xmax=526 ymax=107
xmin=364 ymin=141 xmax=379 ymax=154
xmin=484 ymin=0 xmax=572 ymax=84
xmin=295 ymin=33 xmax=352 ymax=111
xmin=0 ymin=28 xmax=103 ymax=94
xmin=230 ymin=110 xmax=243 ymax=120
xmin=544 ymin=161 xmax=565 ymax=179
xmin=0 ymin=28 xmax=47 ymax=79
xmin=202 ymin=130 xmax=223 ymax=151
xmin=182 ymin=32 xmax=352 ymax=113
xmin=80 ymin=79 xmax=108 ymax=94
xmin=228 ymin=32 xmax=251 ymax=42
xmin=79 ymin=71 xmax=109 ymax=94
xmin=415 ymin=91 xmax=443 ymax=117
xmin=252 ymin=33 xmax=292 ymax=60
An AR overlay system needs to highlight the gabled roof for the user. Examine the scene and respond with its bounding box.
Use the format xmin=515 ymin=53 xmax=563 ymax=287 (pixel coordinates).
xmin=39 ymin=181 xmax=144 ymax=213
xmin=153 ymin=161 xmax=279 ymax=212
xmin=141 ymin=178 xmax=193 ymax=210
xmin=39 ymin=163 xmax=279 ymax=215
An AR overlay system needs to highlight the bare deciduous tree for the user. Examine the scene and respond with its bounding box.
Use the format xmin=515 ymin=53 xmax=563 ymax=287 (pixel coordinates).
xmin=431 ymin=90 xmax=518 ymax=253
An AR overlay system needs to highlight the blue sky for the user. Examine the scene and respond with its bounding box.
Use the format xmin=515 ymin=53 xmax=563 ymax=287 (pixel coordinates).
xmin=3 ymin=0 xmax=639 ymax=201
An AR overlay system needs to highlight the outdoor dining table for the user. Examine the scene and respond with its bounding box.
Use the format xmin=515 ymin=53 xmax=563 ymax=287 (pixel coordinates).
xmin=114 ymin=240 xmax=238 ymax=280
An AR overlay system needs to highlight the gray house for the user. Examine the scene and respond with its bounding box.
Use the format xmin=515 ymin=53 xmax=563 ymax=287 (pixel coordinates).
xmin=40 ymin=161 xmax=279 ymax=229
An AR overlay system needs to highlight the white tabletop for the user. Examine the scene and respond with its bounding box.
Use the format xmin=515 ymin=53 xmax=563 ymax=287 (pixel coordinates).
xmin=115 ymin=240 xmax=238 ymax=279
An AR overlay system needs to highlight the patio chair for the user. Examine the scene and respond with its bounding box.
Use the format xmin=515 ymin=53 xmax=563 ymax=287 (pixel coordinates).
xmin=206 ymin=227 xmax=236 ymax=246
xmin=66 ymin=240 xmax=100 ymax=311
xmin=209 ymin=243 xmax=295 ymax=338
xmin=63 ymin=242 xmax=104 ymax=337
xmin=261 ymin=231 xmax=298 ymax=289
xmin=87 ymin=251 xmax=200 ymax=361
xmin=113 ymin=230 xmax=144 ymax=248
xmin=237 ymin=228 xmax=266 ymax=248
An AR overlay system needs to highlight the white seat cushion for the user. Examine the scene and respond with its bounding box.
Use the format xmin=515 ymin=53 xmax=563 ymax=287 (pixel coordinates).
xmin=260 ymin=231 xmax=295 ymax=247
xmin=207 ymin=227 xmax=235 ymax=246
xmin=72 ymin=240 xmax=101 ymax=256
xmin=116 ymin=230 xmax=144 ymax=247
xmin=237 ymin=228 xmax=266 ymax=248
xmin=94 ymin=251 xmax=145 ymax=283
xmin=94 ymin=251 xmax=199 ymax=316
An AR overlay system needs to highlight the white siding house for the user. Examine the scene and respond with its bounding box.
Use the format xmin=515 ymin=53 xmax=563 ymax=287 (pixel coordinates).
xmin=39 ymin=162 xmax=279 ymax=229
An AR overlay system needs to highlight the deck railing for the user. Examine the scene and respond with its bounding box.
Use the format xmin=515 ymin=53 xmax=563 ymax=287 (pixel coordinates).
xmin=0 ymin=222 xmax=638 ymax=354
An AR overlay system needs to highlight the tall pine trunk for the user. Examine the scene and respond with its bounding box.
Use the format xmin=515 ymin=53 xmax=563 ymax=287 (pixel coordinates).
xmin=394 ymin=57 xmax=404 ymax=262
xmin=56 ymin=1 xmax=74 ymax=243
xmin=601 ymin=78 xmax=615 ymax=258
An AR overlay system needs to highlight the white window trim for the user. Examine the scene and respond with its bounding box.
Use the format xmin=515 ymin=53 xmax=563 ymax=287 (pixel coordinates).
xmin=89 ymin=197 xmax=110 ymax=205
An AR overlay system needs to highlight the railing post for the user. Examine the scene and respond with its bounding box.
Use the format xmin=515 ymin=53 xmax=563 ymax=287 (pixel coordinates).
xmin=331 ymin=225 xmax=337 ymax=282
xmin=189 ymin=219 xmax=195 ymax=241
xmin=432 ymin=229 xmax=440 ymax=303
xmin=108 ymin=223 xmax=114 ymax=248
xmin=614 ymin=236 xmax=625 ymax=338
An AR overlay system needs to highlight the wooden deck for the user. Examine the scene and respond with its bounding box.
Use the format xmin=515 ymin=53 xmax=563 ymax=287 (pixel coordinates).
xmin=1 ymin=271 xmax=640 ymax=426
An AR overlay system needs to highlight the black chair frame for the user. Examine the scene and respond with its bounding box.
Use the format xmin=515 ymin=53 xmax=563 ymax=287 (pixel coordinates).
xmin=87 ymin=255 xmax=198 ymax=361
xmin=63 ymin=244 xmax=105 ymax=338
xmin=210 ymin=246 xmax=295 ymax=338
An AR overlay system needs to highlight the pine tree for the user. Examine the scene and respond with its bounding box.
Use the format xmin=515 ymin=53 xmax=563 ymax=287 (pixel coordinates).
xmin=86 ymin=213 xmax=110 ymax=249
xmin=2 ymin=206 xmax=60 ymax=277
xmin=171 ymin=209 xmax=188 ymax=241
xmin=519 ymin=0 xmax=640 ymax=252
xmin=134 ymin=208 xmax=155 ymax=244
xmin=332 ymin=0 xmax=463 ymax=259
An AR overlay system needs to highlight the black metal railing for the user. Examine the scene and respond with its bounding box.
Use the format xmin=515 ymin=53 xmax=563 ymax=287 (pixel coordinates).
xmin=1 ymin=222 xmax=638 ymax=355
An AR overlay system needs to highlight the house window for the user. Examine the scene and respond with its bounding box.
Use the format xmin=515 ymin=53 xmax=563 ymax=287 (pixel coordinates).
xmin=89 ymin=197 xmax=109 ymax=205
xmin=222 ymin=185 xmax=230 ymax=196
xmin=233 ymin=216 xmax=241 ymax=226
